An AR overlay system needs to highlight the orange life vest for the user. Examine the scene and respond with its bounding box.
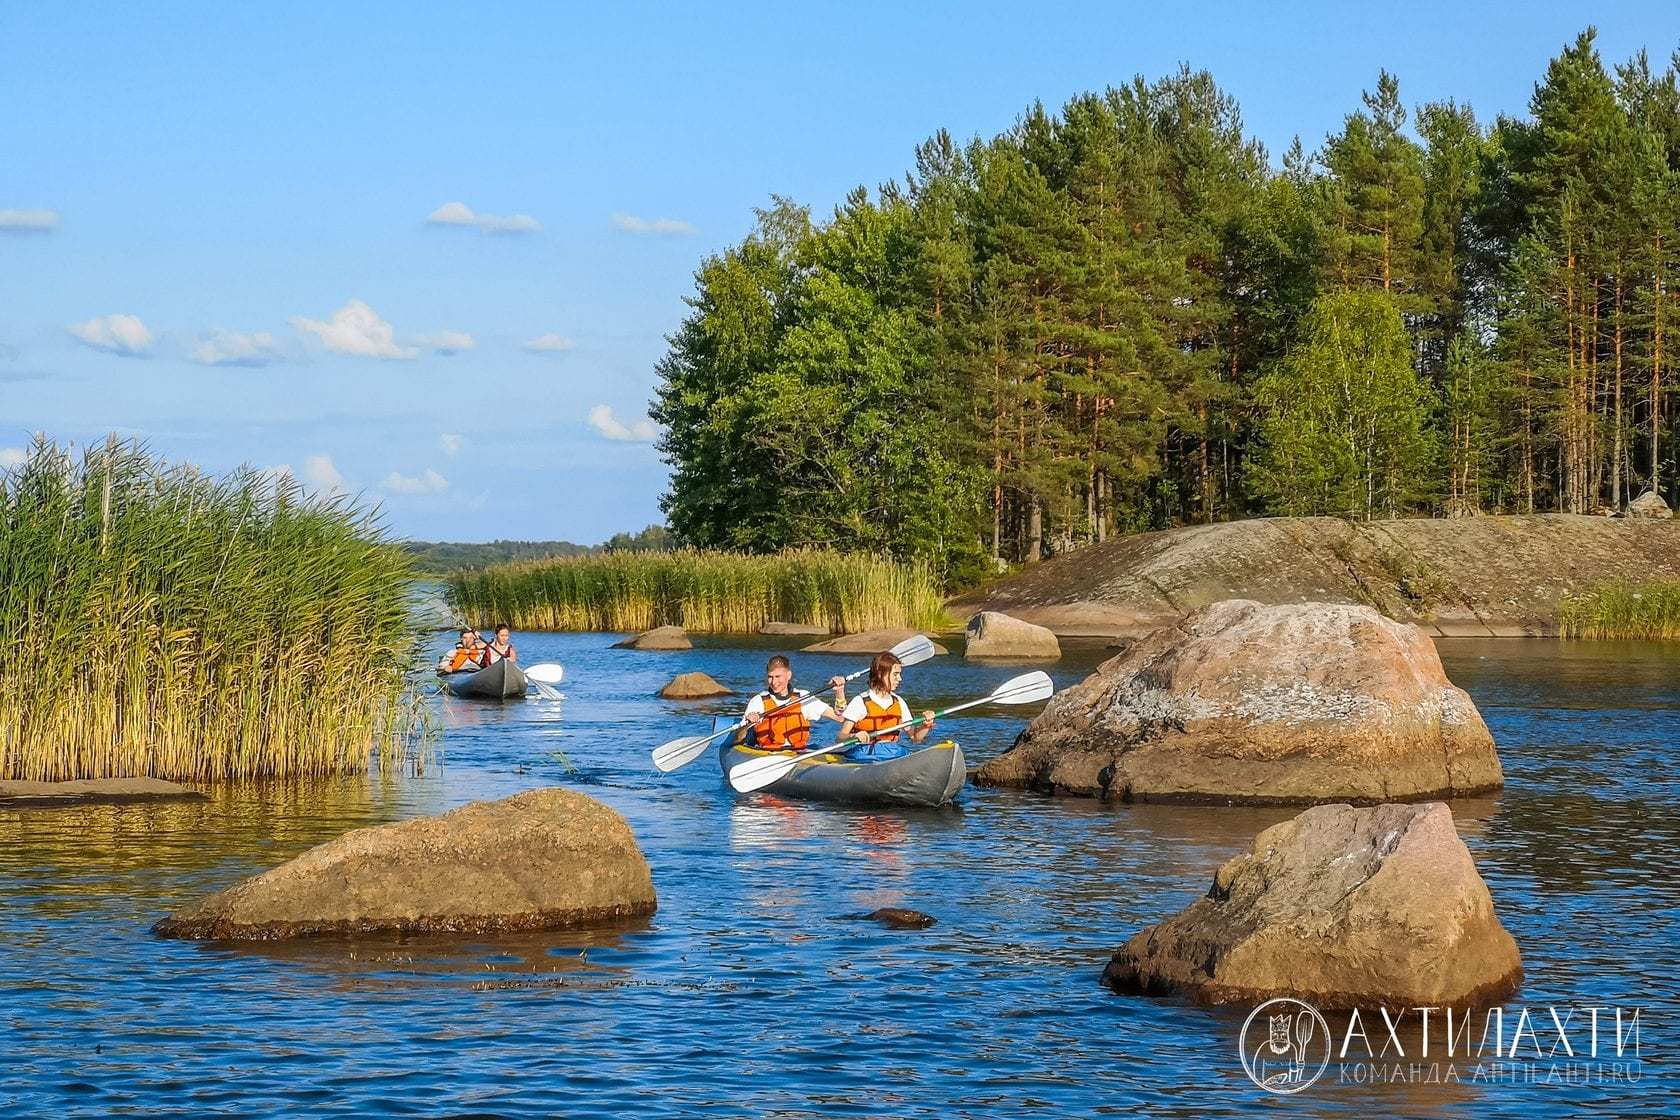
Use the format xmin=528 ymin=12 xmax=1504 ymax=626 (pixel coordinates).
xmin=752 ymin=691 xmax=811 ymax=751
xmin=444 ymin=647 xmax=481 ymax=672
xmin=852 ymin=691 xmax=906 ymax=742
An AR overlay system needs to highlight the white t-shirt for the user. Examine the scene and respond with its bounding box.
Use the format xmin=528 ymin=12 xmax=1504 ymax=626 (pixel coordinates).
xmin=743 ymin=689 xmax=831 ymax=723
xmin=841 ymin=689 xmax=912 ymax=729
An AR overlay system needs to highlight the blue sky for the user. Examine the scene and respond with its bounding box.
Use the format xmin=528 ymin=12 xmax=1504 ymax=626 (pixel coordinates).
xmin=4 ymin=2 xmax=1678 ymax=542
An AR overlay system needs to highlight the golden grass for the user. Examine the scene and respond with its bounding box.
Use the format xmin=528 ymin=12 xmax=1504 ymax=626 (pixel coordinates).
xmin=0 ymin=438 xmax=426 ymax=782
xmin=445 ymin=547 xmax=949 ymax=633
xmin=1558 ymin=580 xmax=1680 ymax=640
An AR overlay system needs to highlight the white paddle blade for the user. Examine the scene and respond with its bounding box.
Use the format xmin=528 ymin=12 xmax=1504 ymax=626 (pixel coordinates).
xmin=728 ymin=751 xmax=807 ymax=794
xmin=530 ymin=678 xmax=563 ymax=701
xmin=651 ymin=734 xmax=717 ymax=773
xmin=525 ymin=663 xmax=564 ymax=685
xmin=990 ymin=670 xmax=1056 ymax=705
xmin=889 ymin=633 xmax=938 ymax=667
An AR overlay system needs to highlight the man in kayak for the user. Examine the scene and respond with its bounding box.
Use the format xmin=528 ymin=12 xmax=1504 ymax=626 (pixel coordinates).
xmin=481 ymin=624 xmax=517 ymax=665
xmin=740 ymin=655 xmax=847 ymax=752
xmin=836 ymin=651 xmax=935 ymax=761
xmin=437 ymin=628 xmax=485 ymax=674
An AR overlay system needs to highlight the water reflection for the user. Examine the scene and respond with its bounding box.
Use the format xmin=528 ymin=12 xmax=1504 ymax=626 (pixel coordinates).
xmin=0 ymin=633 xmax=1671 ymax=1118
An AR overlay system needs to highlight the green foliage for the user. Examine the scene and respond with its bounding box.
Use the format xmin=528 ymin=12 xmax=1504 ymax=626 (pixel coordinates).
xmin=1559 ymin=580 xmax=1680 ymax=639
xmin=1250 ymin=291 xmax=1441 ymax=517
xmin=445 ymin=549 xmax=948 ymax=634
xmin=404 ymin=525 xmax=673 ymax=574
xmin=653 ymin=34 xmax=1680 ymax=580
xmin=0 ymin=438 xmax=424 ymax=782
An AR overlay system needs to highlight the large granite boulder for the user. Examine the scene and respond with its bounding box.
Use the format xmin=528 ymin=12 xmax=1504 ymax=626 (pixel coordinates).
xmin=975 ymin=599 xmax=1501 ymax=804
xmin=0 ymin=777 xmax=204 ymax=807
xmin=658 ymin=671 xmax=733 ymax=699
xmin=963 ymin=610 xmax=1061 ymax=659
xmin=1629 ymin=489 xmax=1673 ymax=519
xmin=1103 ymin=802 xmax=1521 ymax=1009
xmin=154 ymin=788 xmax=655 ymax=939
xmin=801 ymin=628 xmax=948 ymax=656
xmin=613 ymin=625 xmax=692 ymax=651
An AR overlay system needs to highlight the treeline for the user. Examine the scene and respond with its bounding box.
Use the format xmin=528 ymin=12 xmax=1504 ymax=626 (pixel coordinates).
xmin=652 ymin=29 xmax=1680 ymax=586
xmin=404 ymin=525 xmax=670 ymax=574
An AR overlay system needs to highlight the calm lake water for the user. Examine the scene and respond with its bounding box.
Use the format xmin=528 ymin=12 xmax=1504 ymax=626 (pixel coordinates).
xmin=2 ymin=635 xmax=1674 ymax=1117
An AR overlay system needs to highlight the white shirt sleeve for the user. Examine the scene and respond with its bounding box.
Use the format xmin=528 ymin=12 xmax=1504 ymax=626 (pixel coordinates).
xmin=840 ymin=695 xmax=867 ymax=723
xmin=799 ymin=690 xmax=830 ymax=721
xmin=896 ymin=696 xmax=913 ymax=723
xmin=742 ymin=694 xmax=765 ymax=721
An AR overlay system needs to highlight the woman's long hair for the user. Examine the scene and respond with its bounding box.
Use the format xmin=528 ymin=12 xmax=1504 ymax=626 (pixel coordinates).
xmin=867 ymin=651 xmax=902 ymax=693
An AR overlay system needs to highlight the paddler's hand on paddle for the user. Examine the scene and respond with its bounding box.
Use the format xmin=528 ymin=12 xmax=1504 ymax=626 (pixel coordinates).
xmin=910 ymin=710 xmax=936 ymax=744
xmin=826 ymin=675 xmax=847 ymax=718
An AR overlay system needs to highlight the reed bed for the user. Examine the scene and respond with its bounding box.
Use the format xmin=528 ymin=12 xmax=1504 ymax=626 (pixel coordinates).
xmin=1558 ymin=580 xmax=1680 ymax=640
xmin=445 ymin=548 xmax=949 ymax=634
xmin=0 ymin=439 xmax=425 ymax=782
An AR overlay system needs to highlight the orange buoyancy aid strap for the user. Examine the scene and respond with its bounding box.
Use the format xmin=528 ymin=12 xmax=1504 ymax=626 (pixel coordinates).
xmin=752 ymin=691 xmax=811 ymax=751
xmin=854 ymin=692 xmax=905 ymax=742
xmin=446 ymin=648 xmax=478 ymax=672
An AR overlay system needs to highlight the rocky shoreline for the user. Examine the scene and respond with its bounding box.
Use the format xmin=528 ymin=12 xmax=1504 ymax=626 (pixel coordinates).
xmin=949 ymin=513 xmax=1680 ymax=638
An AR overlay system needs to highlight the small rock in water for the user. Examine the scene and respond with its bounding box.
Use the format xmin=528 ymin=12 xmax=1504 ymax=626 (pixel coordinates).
xmin=657 ymin=671 xmax=733 ymax=699
xmin=841 ymin=907 xmax=936 ymax=930
xmin=613 ymin=625 xmax=692 ymax=651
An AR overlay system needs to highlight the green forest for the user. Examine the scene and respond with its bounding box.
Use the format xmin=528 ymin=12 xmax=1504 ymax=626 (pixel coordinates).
xmin=652 ymin=29 xmax=1680 ymax=586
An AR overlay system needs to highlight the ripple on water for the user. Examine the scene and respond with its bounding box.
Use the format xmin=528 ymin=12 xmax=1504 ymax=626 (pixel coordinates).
xmin=0 ymin=634 xmax=1673 ymax=1117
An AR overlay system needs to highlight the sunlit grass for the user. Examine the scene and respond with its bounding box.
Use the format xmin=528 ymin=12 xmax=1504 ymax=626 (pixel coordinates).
xmin=445 ymin=548 xmax=949 ymax=633
xmin=1558 ymin=580 xmax=1680 ymax=640
xmin=0 ymin=438 xmax=426 ymax=782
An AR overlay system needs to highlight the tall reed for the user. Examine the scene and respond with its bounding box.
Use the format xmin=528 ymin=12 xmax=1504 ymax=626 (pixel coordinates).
xmin=0 ymin=438 xmax=425 ymax=782
xmin=1558 ymin=580 xmax=1680 ymax=640
xmin=445 ymin=548 xmax=949 ymax=633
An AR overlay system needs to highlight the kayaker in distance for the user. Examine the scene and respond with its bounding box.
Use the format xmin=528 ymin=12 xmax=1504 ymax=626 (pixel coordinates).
xmin=437 ymin=628 xmax=486 ymax=674
xmin=481 ymin=624 xmax=517 ymax=665
xmin=837 ymin=651 xmax=935 ymax=761
xmin=740 ymin=655 xmax=847 ymax=752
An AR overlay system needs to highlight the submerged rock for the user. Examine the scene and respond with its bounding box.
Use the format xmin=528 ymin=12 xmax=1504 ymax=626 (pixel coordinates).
xmin=613 ymin=625 xmax=692 ymax=651
xmin=658 ymin=671 xmax=734 ymax=699
xmin=0 ymin=777 xmax=205 ymax=807
xmin=841 ymin=907 xmax=937 ymax=930
xmin=1103 ymin=802 xmax=1521 ymax=1010
xmin=153 ymin=788 xmax=656 ymax=940
xmin=963 ymin=610 xmax=1061 ymax=659
xmin=801 ymin=629 xmax=948 ymax=656
xmin=759 ymin=621 xmax=831 ymax=636
xmin=975 ymin=599 xmax=1502 ymax=804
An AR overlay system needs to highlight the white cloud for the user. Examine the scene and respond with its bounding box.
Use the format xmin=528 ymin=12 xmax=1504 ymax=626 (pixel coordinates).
xmin=290 ymin=299 xmax=416 ymax=359
xmin=611 ymin=212 xmax=698 ymax=236
xmin=0 ymin=208 xmax=59 ymax=232
xmin=439 ymin=433 xmax=463 ymax=457
xmin=68 ymin=314 xmax=153 ymax=356
xmin=418 ymin=330 xmax=475 ymax=355
xmin=382 ymin=468 xmax=449 ymax=495
xmin=524 ymin=332 xmax=575 ymax=354
xmin=426 ymin=201 xmax=541 ymax=235
xmin=302 ymin=454 xmax=347 ymax=496
xmin=0 ymin=447 xmax=27 ymax=468
xmin=588 ymin=404 xmax=658 ymax=442
xmin=190 ymin=328 xmax=283 ymax=367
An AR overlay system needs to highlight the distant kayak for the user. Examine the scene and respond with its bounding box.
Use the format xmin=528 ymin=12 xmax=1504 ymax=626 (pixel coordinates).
xmin=719 ymin=740 xmax=965 ymax=807
xmin=438 ymin=658 xmax=527 ymax=699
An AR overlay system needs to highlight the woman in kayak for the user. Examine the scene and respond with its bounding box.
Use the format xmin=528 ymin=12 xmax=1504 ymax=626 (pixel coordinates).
xmin=437 ymin=628 xmax=485 ymax=673
xmin=837 ymin=651 xmax=935 ymax=761
xmin=741 ymin=655 xmax=847 ymax=752
xmin=481 ymin=624 xmax=517 ymax=665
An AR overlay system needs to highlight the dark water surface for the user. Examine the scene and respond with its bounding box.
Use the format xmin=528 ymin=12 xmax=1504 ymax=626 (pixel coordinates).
xmin=2 ymin=635 xmax=1674 ymax=1117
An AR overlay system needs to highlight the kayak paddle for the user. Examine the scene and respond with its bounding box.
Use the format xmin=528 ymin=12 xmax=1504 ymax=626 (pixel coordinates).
xmin=525 ymin=663 xmax=564 ymax=686
xmin=648 ymin=633 xmax=938 ymax=773
xmin=726 ymin=670 xmax=1055 ymax=794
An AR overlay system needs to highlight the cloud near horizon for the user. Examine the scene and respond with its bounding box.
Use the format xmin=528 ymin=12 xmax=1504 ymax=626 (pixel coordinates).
xmin=0 ymin=208 xmax=59 ymax=232
xmin=588 ymin=404 xmax=658 ymax=442
xmin=0 ymin=447 xmax=28 ymax=468
xmin=382 ymin=468 xmax=449 ymax=495
xmin=426 ymin=201 xmax=542 ymax=235
xmin=68 ymin=313 xmax=153 ymax=356
xmin=439 ymin=433 xmax=463 ymax=457
xmin=611 ymin=212 xmax=698 ymax=236
xmin=291 ymin=299 xmax=417 ymax=359
xmin=190 ymin=328 xmax=283 ymax=367
xmin=524 ymin=332 xmax=575 ymax=354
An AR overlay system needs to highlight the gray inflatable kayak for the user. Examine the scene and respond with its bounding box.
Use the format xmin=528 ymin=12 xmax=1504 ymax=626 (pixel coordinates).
xmin=719 ymin=740 xmax=966 ymax=807
xmin=438 ymin=658 xmax=527 ymax=699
